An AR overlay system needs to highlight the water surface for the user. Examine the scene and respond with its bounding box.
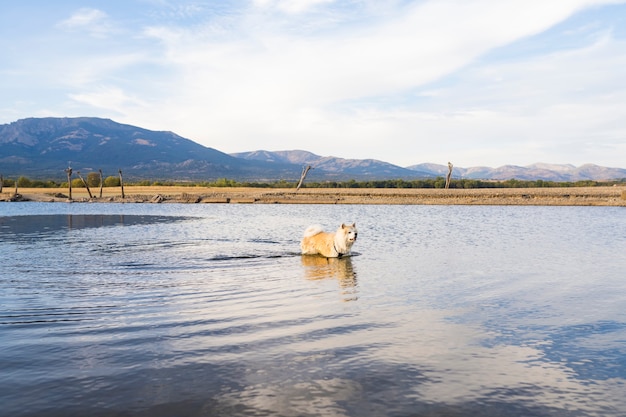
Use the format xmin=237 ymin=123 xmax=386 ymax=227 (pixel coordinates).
xmin=1 ymin=202 xmax=625 ymax=416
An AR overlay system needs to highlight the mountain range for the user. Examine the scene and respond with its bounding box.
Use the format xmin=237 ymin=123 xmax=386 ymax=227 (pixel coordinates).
xmin=405 ymin=162 xmax=626 ymax=182
xmin=1 ymin=117 xmax=625 ymax=182
xmin=0 ymin=117 xmax=298 ymax=181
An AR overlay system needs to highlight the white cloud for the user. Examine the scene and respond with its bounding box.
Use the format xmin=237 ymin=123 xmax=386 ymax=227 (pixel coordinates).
xmin=4 ymin=0 xmax=626 ymax=167
xmin=131 ymin=0 xmax=624 ymax=165
xmin=57 ymin=8 xmax=113 ymax=38
xmin=69 ymin=86 xmax=148 ymax=114
xmin=253 ymin=0 xmax=336 ymax=14
xmin=412 ymin=33 xmax=626 ymax=165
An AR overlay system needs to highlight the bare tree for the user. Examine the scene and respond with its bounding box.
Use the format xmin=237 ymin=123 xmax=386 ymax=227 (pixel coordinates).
xmin=99 ymin=169 xmax=103 ymax=198
xmin=118 ymin=169 xmax=125 ymax=198
xmin=65 ymin=166 xmax=73 ymax=201
xmin=76 ymin=171 xmax=93 ymax=199
xmin=0 ymin=174 xmax=3 ymax=194
xmin=296 ymin=165 xmax=313 ymax=191
xmin=445 ymin=162 xmax=453 ymax=189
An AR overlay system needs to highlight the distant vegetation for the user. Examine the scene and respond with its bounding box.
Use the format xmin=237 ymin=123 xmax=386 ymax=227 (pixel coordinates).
xmin=3 ymin=175 xmax=121 ymax=189
xmin=289 ymin=178 xmax=625 ymax=189
xmin=2 ymin=174 xmax=624 ymax=190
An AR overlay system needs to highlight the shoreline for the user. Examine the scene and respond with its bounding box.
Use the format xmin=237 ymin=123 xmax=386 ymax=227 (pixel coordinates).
xmin=2 ymin=186 xmax=625 ymax=206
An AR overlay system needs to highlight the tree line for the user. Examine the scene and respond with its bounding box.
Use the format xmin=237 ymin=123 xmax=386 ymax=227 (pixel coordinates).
xmin=2 ymin=172 xmax=624 ymax=192
xmin=299 ymin=178 xmax=625 ymax=189
xmin=197 ymin=177 xmax=624 ymax=189
xmin=1 ymin=173 xmax=121 ymax=189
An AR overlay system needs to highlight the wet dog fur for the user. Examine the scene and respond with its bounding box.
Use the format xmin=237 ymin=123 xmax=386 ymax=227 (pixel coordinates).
xmin=300 ymin=223 xmax=357 ymax=258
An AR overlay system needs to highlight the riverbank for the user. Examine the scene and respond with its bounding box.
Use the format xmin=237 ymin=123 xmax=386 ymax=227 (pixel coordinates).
xmin=2 ymin=186 xmax=625 ymax=206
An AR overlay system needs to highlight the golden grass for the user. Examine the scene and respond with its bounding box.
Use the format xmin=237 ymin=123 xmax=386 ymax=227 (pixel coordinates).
xmin=3 ymin=185 xmax=625 ymax=206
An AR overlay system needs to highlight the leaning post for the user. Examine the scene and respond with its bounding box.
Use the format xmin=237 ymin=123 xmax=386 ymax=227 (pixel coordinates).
xmin=296 ymin=165 xmax=313 ymax=191
xmin=76 ymin=171 xmax=93 ymax=199
xmin=445 ymin=162 xmax=453 ymax=189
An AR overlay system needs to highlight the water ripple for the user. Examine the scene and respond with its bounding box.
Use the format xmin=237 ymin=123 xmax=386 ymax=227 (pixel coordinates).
xmin=1 ymin=205 xmax=626 ymax=416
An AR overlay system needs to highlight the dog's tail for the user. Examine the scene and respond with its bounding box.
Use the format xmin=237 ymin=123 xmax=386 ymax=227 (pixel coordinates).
xmin=303 ymin=225 xmax=323 ymax=237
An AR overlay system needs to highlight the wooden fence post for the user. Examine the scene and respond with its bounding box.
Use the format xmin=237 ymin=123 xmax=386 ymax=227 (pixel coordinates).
xmin=118 ymin=169 xmax=125 ymax=198
xmin=99 ymin=169 xmax=103 ymax=198
xmin=65 ymin=167 xmax=73 ymax=201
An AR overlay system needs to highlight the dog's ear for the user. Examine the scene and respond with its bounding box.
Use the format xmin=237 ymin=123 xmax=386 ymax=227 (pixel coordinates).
xmin=352 ymin=223 xmax=356 ymax=227
xmin=341 ymin=223 xmax=346 ymax=229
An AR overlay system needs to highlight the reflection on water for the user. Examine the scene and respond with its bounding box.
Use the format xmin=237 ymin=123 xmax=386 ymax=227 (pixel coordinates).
xmin=1 ymin=203 xmax=625 ymax=416
xmin=301 ymin=255 xmax=358 ymax=301
xmin=0 ymin=214 xmax=192 ymax=237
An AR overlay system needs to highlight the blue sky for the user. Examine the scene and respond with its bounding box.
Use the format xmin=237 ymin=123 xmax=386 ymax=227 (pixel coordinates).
xmin=2 ymin=0 xmax=625 ymax=168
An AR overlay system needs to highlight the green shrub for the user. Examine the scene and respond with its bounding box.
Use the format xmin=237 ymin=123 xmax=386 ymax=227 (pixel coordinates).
xmin=16 ymin=176 xmax=32 ymax=187
xmin=86 ymin=172 xmax=101 ymax=187
xmin=103 ymin=176 xmax=121 ymax=187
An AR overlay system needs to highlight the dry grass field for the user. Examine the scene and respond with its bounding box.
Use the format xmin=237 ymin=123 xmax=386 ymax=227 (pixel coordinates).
xmin=3 ymin=185 xmax=625 ymax=206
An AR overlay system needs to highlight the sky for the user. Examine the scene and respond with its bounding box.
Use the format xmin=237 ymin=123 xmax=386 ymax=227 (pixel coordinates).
xmin=1 ymin=0 xmax=626 ymax=168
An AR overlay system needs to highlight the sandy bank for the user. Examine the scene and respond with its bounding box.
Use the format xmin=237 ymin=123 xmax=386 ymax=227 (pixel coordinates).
xmin=2 ymin=186 xmax=625 ymax=206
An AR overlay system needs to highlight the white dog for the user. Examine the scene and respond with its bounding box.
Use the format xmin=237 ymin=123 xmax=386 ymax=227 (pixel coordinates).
xmin=300 ymin=223 xmax=358 ymax=258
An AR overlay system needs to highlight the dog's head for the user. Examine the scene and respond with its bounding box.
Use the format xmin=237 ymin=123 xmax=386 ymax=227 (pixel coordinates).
xmin=341 ymin=223 xmax=358 ymax=243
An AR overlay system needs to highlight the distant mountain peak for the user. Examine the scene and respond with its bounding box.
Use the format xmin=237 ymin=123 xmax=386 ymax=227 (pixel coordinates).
xmin=231 ymin=149 xmax=432 ymax=178
xmin=0 ymin=117 xmax=290 ymax=181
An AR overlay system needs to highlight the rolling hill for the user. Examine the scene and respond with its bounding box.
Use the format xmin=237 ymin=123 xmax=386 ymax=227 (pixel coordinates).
xmin=231 ymin=150 xmax=432 ymax=179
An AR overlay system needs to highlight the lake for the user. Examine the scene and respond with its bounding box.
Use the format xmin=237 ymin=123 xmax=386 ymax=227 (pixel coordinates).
xmin=1 ymin=202 xmax=625 ymax=417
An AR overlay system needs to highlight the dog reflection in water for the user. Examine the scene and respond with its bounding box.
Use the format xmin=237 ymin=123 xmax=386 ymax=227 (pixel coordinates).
xmin=301 ymin=255 xmax=358 ymax=301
